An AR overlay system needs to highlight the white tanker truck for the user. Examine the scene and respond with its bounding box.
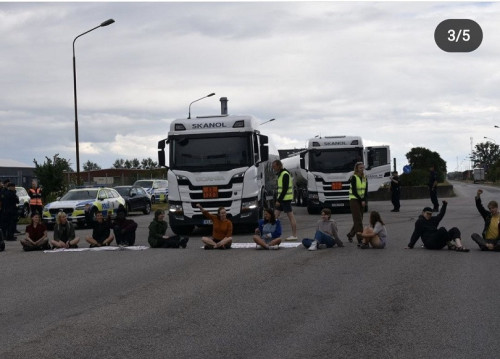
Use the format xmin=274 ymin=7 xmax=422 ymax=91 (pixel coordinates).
xmin=157 ymin=97 xmax=279 ymax=234
xmin=282 ymin=136 xmax=391 ymax=214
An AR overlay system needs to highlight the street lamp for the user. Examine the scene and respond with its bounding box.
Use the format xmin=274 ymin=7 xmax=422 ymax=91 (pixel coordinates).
xmin=484 ymin=136 xmax=496 ymax=143
xmin=73 ymin=18 xmax=115 ymax=184
xmin=260 ymin=118 xmax=275 ymax=125
xmin=188 ymin=93 xmax=215 ymax=119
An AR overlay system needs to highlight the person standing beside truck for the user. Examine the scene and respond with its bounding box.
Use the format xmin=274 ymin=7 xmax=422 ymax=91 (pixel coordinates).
xmin=347 ymin=162 xmax=368 ymax=245
xmin=272 ymin=159 xmax=298 ymax=241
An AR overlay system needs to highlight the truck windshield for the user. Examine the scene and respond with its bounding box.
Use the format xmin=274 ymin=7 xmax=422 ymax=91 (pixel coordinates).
xmin=309 ymin=148 xmax=363 ymax=173
xmin=170 ymin=134 xmax=253 ymax=171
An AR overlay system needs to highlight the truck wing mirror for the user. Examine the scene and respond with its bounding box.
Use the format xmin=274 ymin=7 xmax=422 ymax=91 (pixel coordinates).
xmin=158 ymin=138 xmax=167 ymax=167
xmin=260 ymin=145 xmax=269 ymax=162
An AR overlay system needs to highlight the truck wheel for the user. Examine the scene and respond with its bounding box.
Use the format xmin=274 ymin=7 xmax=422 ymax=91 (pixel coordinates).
xmin=171 ymin=225 xmax=194 ymax=235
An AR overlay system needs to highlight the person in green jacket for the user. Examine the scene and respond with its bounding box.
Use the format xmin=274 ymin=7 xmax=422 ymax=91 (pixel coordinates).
xmin=148 ymin=209 xmax=189 ymax=248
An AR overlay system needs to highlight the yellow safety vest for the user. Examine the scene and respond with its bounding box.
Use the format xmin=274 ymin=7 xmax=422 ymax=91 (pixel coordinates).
xmin=348 ymin=174 xmax=367 ymax=200
xmin=277 ymin=170 xmax=294 ymax=201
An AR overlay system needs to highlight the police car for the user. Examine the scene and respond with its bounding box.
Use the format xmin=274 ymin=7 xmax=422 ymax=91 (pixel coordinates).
xmin=133 ymin=179 xmax=168 ymax=204
xmin=42 ymin=187 xmax=125 ymax=227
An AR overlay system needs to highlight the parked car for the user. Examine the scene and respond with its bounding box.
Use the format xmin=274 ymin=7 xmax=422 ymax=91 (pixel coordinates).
xmin=114 ymin=185 xmax=152 ymax=215
xmin=42 ymin=187 xmax=125 ymax=227
xmin=133 ymin=179 xmax=168 ymax=204
xmin=16 ymin=186 xmax=30 ymax=218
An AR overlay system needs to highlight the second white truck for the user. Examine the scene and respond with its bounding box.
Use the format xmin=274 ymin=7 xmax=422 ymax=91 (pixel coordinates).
xmin=282 ymin=136 xmax=391 ymax=214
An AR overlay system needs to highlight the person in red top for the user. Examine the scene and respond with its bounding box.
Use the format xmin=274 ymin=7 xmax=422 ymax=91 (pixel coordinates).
xmin=20 ymin=213 xmax=50 ymax=251
xmin=196 ymin=203 xmax=233 ymax=249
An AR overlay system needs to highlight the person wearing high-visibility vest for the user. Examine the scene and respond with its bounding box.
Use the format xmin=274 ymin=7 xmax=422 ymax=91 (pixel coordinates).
xmin=29 ymin=180 xmax=43 ymax=216
xmin=347 ymin=162 xmax=368 ymax=245
xmin=272 ymin=159 xmax=297 ymax=241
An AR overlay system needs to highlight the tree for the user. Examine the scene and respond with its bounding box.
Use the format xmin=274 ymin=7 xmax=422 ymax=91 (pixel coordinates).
xmin=83 ymin=160 xmax=101 ymax=171
xmin=470 ymin=141 xmax=500 ymax=170
xmin=33 ymin=154 xmax=72 ymax=202
xmin=113 ymin=159 xmax=125 ymax=169
xmin=141 ymin=157 xmax=158 ymax=169
xmin=131 ymin=158 xmax=140 ymax=169
xmin=403 ymin=147 xmax=447 ymax=185
xmin=124 ymin=159 xmax=132 ymax=169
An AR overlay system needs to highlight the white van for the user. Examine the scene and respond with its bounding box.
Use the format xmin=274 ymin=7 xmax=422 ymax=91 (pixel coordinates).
xmin=133 ymin=179 xmax=168 ymax=204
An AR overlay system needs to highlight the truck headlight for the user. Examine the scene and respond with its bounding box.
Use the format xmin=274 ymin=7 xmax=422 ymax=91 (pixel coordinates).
xmin=241 ymin=199 xmax=258 ymax=212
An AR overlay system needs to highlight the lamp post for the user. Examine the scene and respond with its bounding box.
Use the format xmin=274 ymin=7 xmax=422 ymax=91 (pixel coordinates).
xmin=260 ymin=118 xmax=275 ymax=125
xmin=188 ymin=93 xmax=215 ymax=119
xmin=73 ymin=18 xmax=115 ymax=185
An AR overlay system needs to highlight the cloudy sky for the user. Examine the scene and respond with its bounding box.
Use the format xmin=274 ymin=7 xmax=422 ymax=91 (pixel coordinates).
xmin=1 ymin=1 xmax=499 ymax=173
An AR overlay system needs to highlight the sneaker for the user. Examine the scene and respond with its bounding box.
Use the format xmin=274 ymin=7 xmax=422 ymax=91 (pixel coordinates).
xmin=359 ymin=243 xmax=369 ymax=249
xmin=286 ymin=236 xmax=298 ymax=241
xmin=308 ymin=240 xmax=318 ymax=251
xmin=269 ymin=245 xmax=280 ymax=250
xmin=179 ymin=237 xmax=189 ymax=249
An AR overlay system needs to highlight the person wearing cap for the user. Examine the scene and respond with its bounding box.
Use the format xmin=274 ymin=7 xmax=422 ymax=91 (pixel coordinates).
xmin=470 ymin=189 xmax=500 ymax=251
xmin=406 ymin=200 xmax=469 ymax=252
xmin=112 ymin=207 xmax=138 ymax=246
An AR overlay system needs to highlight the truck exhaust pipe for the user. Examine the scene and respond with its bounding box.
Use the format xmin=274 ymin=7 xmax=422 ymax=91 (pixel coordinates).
xmin=220 ymin=97 xmax=228 ymax=115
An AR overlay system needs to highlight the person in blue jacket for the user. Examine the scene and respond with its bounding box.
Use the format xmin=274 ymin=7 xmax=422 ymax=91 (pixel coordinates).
xmin=253 ymin=208 xmax=282 ymax=250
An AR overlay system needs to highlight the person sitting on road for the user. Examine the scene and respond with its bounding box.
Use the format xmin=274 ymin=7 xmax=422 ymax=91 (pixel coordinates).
xmin=20 ymin=213 xmax=50 ymax=251
xmin=50 ymin=212 xmax=80 ymax=249
xmin=112 ymin=207 xmax=138 ymax=246
xmin=406 ymin=201 xmax=469 ymax=252
xmin=470 ymin=189 xmax=500 ymax=251
xmin=148 ymin=209 xmax=189 ymax=248
xmin=357 ymin=211 xmax=387 ymax=249
xmin=85 ymin=211 xmax=114 ymax=247
xmin=196 ymin=203 xmax=233 ymax=249
xmin=302 ymin=208 xmax=344 ymax=251
xmin=253 ymin=208 xmax=282 ymax=250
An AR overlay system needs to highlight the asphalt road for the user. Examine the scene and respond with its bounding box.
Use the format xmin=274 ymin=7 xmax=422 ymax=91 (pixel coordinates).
xmin=1 ymin=181 xmax=499 ymax=359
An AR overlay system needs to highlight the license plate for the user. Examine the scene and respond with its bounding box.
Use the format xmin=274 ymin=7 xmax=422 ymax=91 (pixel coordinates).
xmin=203 ymin=186 xmax=218 ymax=199
xmin=331 ymin=203 xmax=345 ymax=207
xmin=203 ymin=219 xmax=213 ymax=225
xmin=331 ymin=182 xmax=342 ymax=190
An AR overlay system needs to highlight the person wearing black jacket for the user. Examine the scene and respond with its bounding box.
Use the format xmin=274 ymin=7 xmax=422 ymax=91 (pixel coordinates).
xmin=2 ymin=183 xmax=19 ymax=241
xmin=406 ymin=201 xmax=469 ymax=252
xmin=112 ymin=207 xmax=138 ymax=246
xmin=390 ymin=171 xmax=401 ymax=212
